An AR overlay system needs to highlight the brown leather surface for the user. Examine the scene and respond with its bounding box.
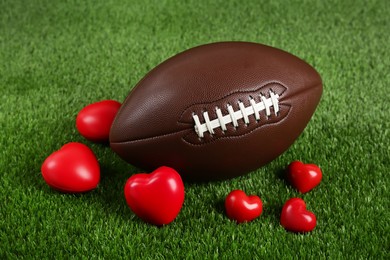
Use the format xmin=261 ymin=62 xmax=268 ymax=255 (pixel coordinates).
xmin=110 ymin=42 xmax=322 ymax=181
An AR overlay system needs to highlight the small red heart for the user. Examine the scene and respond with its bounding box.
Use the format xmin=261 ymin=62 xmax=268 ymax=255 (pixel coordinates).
xmin=280 ymin=198 xmax=316 ymax=233
xmin=76 ymin=100 xmax=121 ymax=143
xmin=41 ymin=142 xmax=100 ymax=193
xmin=124 ymin=166 xmax=185 ymax=226
xmin=287 ymin=161 xmax=322 ymax=193
xmin=225 ymin=190 xmax=263 ymax=223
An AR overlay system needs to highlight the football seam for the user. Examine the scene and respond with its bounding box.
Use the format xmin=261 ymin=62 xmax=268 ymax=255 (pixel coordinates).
xmin=181 ymin=82 xmax=322 ymax=146
xmin=110 ymin=129 xmax=191 ymax=145
xmin=111 ymin=82 xmax=321 ymax=146
xmin=279 ymin=82 xmax=322 ymax=103
xmin=109 ymin=105 xmax=291 ymax=147
xmin=191 ymin=90 xmax=280 ymax=138
xmin=181 ymin=104 xmax=291 ymax=146
xmin=178 ymin=81 xmax=287 ymax=124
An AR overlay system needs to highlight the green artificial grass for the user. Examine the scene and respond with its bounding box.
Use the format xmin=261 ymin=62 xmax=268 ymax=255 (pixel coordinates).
xmin=1 ymin=0 xmax=389 ymax=258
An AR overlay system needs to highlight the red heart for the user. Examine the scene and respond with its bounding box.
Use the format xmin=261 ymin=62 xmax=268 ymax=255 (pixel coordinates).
xmin=124 ymin=166 xmax=185 ymax=226
xmin=41 ymin=142 xmax=100 ymax=193
xmin=280 ymin=198 xmax=316 ymax=233
xmin=76 ymin=100 xmax=121 ymax=143
xmin=287 ymin=161 xmax=322 ymax=193
xmin=225 ymin=190 xmax=263 ymax=223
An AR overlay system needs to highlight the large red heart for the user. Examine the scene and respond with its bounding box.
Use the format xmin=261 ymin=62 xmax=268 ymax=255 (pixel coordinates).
xmin=287 ymin=161 xmax=322 ymax=193
xmin=76 ymin=100 xmax=121 ymax=143
xmin=280 ymin=198 xmax=316 ymax=233
xmin=225 ymin=190 xmax=263 ymax=223
xmin=124 ymin=166 xmax=185 ymax=226
xmin=41 ymin=142 xmax=100 ymax=193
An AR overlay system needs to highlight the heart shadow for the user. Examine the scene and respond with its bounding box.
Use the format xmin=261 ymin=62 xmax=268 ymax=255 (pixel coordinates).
xmin=213 ymin=198 xmax=226 ymax=216
xmin=276 ymin=167 xmax=290 ymax=187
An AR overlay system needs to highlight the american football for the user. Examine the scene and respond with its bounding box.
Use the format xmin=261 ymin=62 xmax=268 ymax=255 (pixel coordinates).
xmin=110 ymin=42 xmax=322 ymax=181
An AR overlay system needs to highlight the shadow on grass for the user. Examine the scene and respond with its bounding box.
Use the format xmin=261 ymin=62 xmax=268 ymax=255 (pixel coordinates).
xmin=18 ymin=132 xmax=143 ymax=221
xmin=275 ymin=167 xmax=290 ymax=186
xmin=213 ymin=198 xmax=226 ymax=216
xmin=92 ymin=150 xmax=143 ymax=220
xmin=24 ymin=135 xmax=291 ymax=226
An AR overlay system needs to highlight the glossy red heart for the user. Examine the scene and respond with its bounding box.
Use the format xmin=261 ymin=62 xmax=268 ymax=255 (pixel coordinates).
xmin=41 ymin=142 xmax=100 ymax=193
xmin=280 ymin=198 xmax=316 ymax=233
xmin=225 ymin=190 xmax=263 ymax=223
xmin=76 ymin=100 xmax=121 ymax=143
xmin=287 ymin=161 xmax=322 ymax=193
xmin=124 ymin=166 xmax=185 ymax=226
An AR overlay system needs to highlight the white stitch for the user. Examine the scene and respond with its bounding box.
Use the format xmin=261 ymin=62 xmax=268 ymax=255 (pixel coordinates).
xmin=193 ymin=114 xmax=204 ymax=138
xmin=260 ymin=95 xmax=270 ymax=117
xmin=227 ymin=104 xmax=238 ymax=127
xmin=238 ymin=101 xmax=249 ymax=124
xmin=250 ymin=98 xmax=260 ymax=121
xmin=203 ymin=111 xmax=214 ymax=135
xmin=216 ymin=107 xmax=227 ymax=131
xmin=270 ymin=91 xmax=279 ymax=115
xmin=192 ymin=90 xmax=280 ymax=138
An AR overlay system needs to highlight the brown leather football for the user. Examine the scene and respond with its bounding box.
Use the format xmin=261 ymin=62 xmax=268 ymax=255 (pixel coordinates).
xmin=110 ymin=42 xmax=322 ymax=181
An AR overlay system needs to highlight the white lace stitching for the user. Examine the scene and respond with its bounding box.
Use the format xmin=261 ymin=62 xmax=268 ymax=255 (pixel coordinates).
xmin=193 ymin=90 xmax=280 ymax=138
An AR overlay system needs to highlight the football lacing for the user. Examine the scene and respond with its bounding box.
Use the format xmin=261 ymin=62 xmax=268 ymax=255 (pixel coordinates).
xmin=192 ymin=90 xmax=280 ymax=138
